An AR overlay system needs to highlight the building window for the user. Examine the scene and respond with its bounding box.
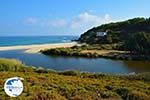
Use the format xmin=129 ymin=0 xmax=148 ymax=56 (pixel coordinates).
xmin=96 ymin=32 xmax=107 ymax=37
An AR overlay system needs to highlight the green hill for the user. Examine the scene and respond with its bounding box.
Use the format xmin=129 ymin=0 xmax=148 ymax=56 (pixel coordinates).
xmin=78 ymin=18 xmax=150 ymax=54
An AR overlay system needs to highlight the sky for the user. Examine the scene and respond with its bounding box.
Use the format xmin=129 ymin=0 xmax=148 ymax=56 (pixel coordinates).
xmin=0 ymin=0 xmax=150 ymax=36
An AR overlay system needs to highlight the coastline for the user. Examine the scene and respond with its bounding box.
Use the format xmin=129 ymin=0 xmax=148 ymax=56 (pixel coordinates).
xmin=0 ymin=42 xmax=79 ymax=53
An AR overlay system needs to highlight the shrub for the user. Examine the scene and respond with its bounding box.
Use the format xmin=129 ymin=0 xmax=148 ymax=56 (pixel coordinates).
xmin=128 ymin=91 xmax=149 ymax=100
xmin=105 ymin=85 xmax=113 ymax=90
xmin=100 ymin=91 xmax=113 ymax=98
xmin=115 ymin=87 xmax=129 ymax=99
xmin=59 ymin=70 xmax=80 ymax=76
xmin=0 ymin=58 xmax=24 ymax=71
xmin=32 ymin=91 xmax=65 ymax=100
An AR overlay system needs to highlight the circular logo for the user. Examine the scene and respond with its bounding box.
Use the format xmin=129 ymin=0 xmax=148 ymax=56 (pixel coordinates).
xmin=4 ymin=77 xmax=23 ymax=97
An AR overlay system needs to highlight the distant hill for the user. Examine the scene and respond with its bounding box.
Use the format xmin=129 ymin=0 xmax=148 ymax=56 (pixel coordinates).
xmin=78 ymin=18 xmax=150 ymax=54
xmin=78 ymin=18 xmax=150 ymax=44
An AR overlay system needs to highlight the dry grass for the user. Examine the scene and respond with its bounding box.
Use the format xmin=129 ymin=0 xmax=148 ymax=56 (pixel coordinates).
xmin=81 ymin=50 xmax=128 ymax=56
xmin=0 ymin=58 xmax=149 ymax=100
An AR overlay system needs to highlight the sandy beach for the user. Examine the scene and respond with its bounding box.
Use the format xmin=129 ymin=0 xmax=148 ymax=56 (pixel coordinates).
xmin=0 ymin=42 xmax=79 ymax=53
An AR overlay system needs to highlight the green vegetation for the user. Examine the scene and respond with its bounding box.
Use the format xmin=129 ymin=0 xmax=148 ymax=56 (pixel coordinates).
xmin=0 ymin=58 xmax=150 ymax=100
xmin=0 ymin=58 xmax=24 ymax=71
xmin=124 ymin=32 xmax=150 ymax=54
xmin=41 ymin=18 xmax=150 ymax=60
xmin=41 ymin=45 xmax=150 ymax=61
xmin=78 ymin=18 xmax=150 ymax=54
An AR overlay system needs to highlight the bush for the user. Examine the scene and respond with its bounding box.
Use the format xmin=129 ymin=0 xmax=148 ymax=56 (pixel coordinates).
xmin=115 ymin=87 xmax=129 ymax=99
xmin=0 ymin=58 xmax=24 ymax=71
xmin=59 ymin=70 xmax=80 ymax=76
xmin=100 ymin=91 xmax=113 ymax=98
xmin=105 ymin=85 xmax=113 ymax=90
xmin=128 ymin=91 xmax=149 ymax=100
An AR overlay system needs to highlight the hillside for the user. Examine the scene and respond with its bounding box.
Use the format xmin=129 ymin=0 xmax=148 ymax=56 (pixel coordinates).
xmin=0 ymin=58 xmax=150 ymax=100
xmin=78 ymin=18 xmax=150 ymax=54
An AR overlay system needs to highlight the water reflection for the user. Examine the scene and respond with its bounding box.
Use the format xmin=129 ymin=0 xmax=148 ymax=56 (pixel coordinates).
xmin=123 ymin=61 xmax=150 ymax=72
xmin=0 ymin=50 xmax=149 ymax=74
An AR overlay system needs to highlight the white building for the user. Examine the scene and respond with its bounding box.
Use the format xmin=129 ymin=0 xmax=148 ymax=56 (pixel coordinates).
xmin=96 ymin=32 xmax=107 ymax=37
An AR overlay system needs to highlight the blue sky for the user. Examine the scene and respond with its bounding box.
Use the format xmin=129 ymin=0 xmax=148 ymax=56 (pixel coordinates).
xmin=0 ymin=0 xmax=150 ymax=36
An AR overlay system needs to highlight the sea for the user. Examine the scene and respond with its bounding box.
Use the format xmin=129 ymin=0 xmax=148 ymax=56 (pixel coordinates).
xmin=0 ymin=36 xmax=78 ymax=46
xmin=0 ymin=36 xmax=150 ymax=74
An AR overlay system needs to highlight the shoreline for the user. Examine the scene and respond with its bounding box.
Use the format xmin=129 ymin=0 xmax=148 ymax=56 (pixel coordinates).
xmin=0 ymin=42 xmax=79 ymax=53
xmin=0 ymin=58 xmax=149 ymax=99
xmin=41 ymin=45 xmax=150 ymax=61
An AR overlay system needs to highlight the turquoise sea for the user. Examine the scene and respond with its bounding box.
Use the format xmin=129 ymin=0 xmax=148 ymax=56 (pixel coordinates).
xmin=0 ymin=36 xmax=78 ymax=46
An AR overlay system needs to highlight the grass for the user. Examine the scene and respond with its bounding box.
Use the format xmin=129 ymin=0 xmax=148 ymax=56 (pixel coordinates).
xmin=41 ymin=44 xmax=123 ymax=57
xmin=41 ymin=45 xmax=150 ymax=61
xmin=0 ymin=58 xmax=150 ymax=100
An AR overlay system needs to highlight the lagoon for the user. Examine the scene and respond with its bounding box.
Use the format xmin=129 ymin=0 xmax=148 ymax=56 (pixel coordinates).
xmin=0 ymin=50 xmax=150 ymax=74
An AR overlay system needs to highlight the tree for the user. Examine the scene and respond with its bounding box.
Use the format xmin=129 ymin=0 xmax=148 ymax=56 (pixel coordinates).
xmin=105 ymin=34 xmax=113 ymax=44
xmin=124 ymin=32 xmax=150 ymax=54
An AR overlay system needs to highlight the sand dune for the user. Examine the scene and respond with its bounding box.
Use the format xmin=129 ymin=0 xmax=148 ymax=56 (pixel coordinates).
xmin=0 ymin=42 xmax=78 ymax=53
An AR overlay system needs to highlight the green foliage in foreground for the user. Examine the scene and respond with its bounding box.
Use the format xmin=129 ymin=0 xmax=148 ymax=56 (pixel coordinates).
xmin=0 ymin=58 xmax=24 ymax=71
xmin=0 ymin=58 xmax=150 ymax=100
